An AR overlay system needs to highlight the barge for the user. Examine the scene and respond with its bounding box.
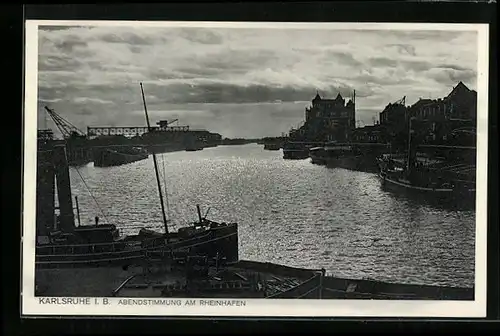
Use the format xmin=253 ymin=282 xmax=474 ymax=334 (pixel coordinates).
xmin=263 ymin=142 xmax=281 ymax=151
xmin=35 ymin=258 xmax=474 ymax=300
xmin=376 ymin=118 xmax=476 ymax=200
xmin=377 ymin=154 xmax=476 ymax=199
xmin=283 ymin=141 xmax=323 ymax=160
xmin=309 ymin=143 xmax=380 ymax=173
xmin=93 ymin=146 xmax=149 ymax=167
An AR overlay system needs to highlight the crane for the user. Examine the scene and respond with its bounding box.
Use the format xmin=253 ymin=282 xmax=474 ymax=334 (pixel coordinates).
xmin=156 ymin=118 xmax=179 ymax=128
xmin=44 ymin=106 xmax=86 ymax=139
xmin=394 ymin=96 xmax=406 ymax=106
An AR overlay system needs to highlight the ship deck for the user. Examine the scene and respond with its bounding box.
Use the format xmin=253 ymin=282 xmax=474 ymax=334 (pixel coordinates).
xmin=34 ymin=260 xmax=474 ymax=300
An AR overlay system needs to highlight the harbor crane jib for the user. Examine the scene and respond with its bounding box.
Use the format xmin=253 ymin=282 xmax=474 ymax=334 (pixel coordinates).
xmin=44 ymin=106 xmax=86 ymax=139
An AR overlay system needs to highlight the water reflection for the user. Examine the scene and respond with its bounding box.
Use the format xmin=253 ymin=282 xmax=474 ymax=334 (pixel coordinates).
xmin=69 ymin=144 xmax=475 ymax=287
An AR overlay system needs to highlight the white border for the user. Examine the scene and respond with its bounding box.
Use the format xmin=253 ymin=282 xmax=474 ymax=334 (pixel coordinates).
xmin=22 ymin=21 xmax=489 ymax=317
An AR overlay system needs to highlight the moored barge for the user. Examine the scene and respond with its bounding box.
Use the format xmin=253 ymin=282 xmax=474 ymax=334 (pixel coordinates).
xmin=283 ymin=141 xmax=322 ymax=160
xmin=93 ymin=146 xmax=149 ymax=167
xmin=376 ymin=117 xmax=476 ymax=200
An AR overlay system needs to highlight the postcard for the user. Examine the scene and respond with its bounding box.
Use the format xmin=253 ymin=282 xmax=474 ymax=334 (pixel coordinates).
xmin=22 ymin=20 xmax=489 ymax=317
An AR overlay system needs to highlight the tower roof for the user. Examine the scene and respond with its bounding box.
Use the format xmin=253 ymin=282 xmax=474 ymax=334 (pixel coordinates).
xmin=335 ymin=93 xmax=344 ymax=101
xmin=313 ymin=91 xmax=322 ymax=101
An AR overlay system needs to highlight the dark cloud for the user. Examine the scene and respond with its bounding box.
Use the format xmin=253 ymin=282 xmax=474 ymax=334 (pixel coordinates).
xmin=40 ymin=26 xmax=85 ymax=32
xmin=141 ymin=82 xmax=359 ymax=105
xmin=36 ymin=25 xmax=479 ymax=137
xmin=353 ymin=73 xmax=415 ymax=86
xmin=402 ymin=59 xmax=434 ymax=72
xmin=178 ymin=28 xmax=223 ymax=45
xmin=99 ymin=31 xmax=160 ymax=46
xmin=367 ymin=57 xmax=435 ymax=72
xmin=382 ymin=30 xmax=465 ymax=41
xmin=38 ymin=54 xmax=84 ymax=71
xmin=51 ymin=34 xmax=88 ymax=53
xmin=324 ymin=51 xmax=363 ymax=67
xmin=428 ymin=68 xmax=477 ymax=87
xmin=175 ymin=67 xmax=226 ymax=78
xmin=385 ymin=44 xmax=417 ymax=56
xmin=198 ymin=49 xmax=277 ymax=71
xmin=435 ymin=63 xmax=473 ymax=72
xmin=368 ymin=57 xmax=399 ymax=68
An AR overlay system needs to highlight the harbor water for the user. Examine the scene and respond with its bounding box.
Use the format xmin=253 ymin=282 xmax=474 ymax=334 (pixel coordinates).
xmin=69 ymin=144 xmax=475 ymax=288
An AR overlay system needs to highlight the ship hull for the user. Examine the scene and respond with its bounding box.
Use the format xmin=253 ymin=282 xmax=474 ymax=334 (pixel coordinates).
xmin=264 ymin=143 xmax=281 ymax=151
xmin=35 ymin=223 xmax=238 ymax=269
xmin=283 ymin=149 xmax=309 ymax=160
xmin=93 ymin=148 xmax=149 ymax=167
xmin=379 ymin=173 xmax=476 ymax=200
xmin=324 ymin=155 xmax=379 ymax=173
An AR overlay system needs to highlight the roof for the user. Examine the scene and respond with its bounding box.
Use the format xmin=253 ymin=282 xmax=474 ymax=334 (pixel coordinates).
xmin=446 ymin=81 xmax=475 ymax=101
xmin=408 ymin=98 xmax=433 ymax=111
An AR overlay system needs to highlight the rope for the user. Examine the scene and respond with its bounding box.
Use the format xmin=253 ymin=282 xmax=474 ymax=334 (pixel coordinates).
xmin=160 ymin=153 xmax=171 ymax=221
xmin=72 ymin=166 xmax=112 ymax=226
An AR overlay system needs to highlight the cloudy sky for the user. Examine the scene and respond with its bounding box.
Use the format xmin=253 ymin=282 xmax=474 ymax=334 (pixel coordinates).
xmin=37 ymin=25 xmax=478 ymax=138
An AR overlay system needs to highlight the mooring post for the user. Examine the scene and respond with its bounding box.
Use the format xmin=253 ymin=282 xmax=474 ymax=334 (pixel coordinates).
xmin=319 ymin=268 xmax=325 ymax=300
xmin=52 ymin=144 xmax=75 ymax=232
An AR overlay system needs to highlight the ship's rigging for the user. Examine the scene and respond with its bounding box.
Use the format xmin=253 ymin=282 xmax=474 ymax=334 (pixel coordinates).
xmin=140 ymin=82 xmax=170 ymax=237
xmin=43 ymin=105 xmax=110 ymax=226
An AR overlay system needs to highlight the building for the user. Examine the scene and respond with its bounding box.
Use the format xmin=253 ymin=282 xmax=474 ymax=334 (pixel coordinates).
xmin=378 ymin=96 xmax=411 ymax=151
xmin=351 ymin=124 xmax=386 ymax=143
xmin=379 ymin=96 xmax=408 ymax=129
xmin=289 ymin=91 xmax=356 ymax=142
xmin=372 ymin=81 xmax=477 ymax=149
xmin=408 ymin=81 xmax=477 ymax=146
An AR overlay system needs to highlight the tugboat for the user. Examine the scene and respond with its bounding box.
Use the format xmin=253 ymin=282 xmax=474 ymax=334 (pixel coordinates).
xmin=35 ymin=83 xmax=239 ymax=269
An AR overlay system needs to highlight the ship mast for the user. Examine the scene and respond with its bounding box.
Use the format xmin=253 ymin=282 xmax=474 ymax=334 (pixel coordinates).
xmin=140 ymin=82 xmax=169 ymax=237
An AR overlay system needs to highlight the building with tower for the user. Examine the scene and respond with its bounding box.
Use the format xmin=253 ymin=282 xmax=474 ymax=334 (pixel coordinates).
xmin=289 ymin=91 xmax=356 ymax=142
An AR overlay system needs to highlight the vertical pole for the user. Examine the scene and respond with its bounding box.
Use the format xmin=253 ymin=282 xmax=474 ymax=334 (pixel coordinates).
xmin=407 ymin=117 xmax=416 ymax=174
xmin=196 ymin=204 xmax=202 ymax=223
xmin=140 ymin=83 xmax=169 ymax=238
xmin=319 ymin=268 xmax=324 ymax=300
xmin=75 ymin=196 xmax=81 ymax=227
